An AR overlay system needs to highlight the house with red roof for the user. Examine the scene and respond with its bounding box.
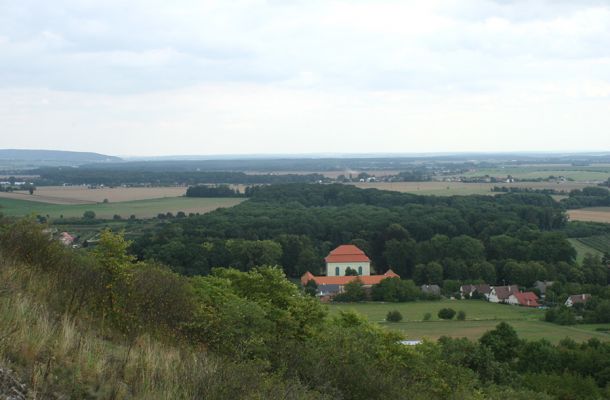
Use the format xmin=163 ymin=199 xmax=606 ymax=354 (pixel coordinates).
xmin=507 ymin=291 xmax=540 ymax=307
xmin=301 ymin=244 xmax=399 ymax=300
xmin=324 ymin=244 xmax=371 ymax=277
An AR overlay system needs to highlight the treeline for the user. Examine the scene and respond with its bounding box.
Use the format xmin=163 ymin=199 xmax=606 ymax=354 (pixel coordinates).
xmin=561 ymin=186 xmax=610 ymax=209
xmin=2 ymin=220 xmax=610 ymax=399
xmin=492 ymin=186 xmax=564 ymax=195
xmin=185 ymin=184 xmax=243 ymax=197
xmin=130 ymin=184 xmax=589 ymax=286
xmin=32 ymin=167 xmax=326 ymax=186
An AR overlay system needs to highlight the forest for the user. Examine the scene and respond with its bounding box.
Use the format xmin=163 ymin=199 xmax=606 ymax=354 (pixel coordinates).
xmin=132 ymin=184 xmax=591 ymax=287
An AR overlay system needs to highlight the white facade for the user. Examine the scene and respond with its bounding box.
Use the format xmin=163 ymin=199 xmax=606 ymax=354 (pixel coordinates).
xmin=326 ymin=261 xmax=370 ymax=277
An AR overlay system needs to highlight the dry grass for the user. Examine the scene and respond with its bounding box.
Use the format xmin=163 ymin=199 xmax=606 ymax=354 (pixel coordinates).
xmin=349 ymin=181 xmax=592 ymax=196
xmin=0 ymin=262 xmax=322 ymax=400
xmin=567 ymin=207 xmax=610 ymax=223
xmin=1 ymin=186 xmax=189 ymax=205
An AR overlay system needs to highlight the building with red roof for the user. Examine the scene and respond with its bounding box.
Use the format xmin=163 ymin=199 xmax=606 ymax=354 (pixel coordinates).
xmin=301 ymin=244 xmax=399 ymax=300
xmin=324 ymin=244 xmax=371 ymax=277
xmin=507 ymin=291 xmax=540 ymax=307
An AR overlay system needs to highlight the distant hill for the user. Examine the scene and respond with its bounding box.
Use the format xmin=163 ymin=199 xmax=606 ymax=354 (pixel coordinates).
xmin=0 ymin=149 xmax=121 ymax=164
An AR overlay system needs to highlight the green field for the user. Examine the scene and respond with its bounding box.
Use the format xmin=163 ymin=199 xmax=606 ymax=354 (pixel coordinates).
xmin=0 ymin=197 xmax=245 ymax=219
xmin=577 ymin=234 xmax=610 ymax=254
xmin=459 ymin=166 xmax=610 ymax=181
xmin=568 ymin=238 xmax=604 ymax=263
xmin=328 ymin=300 xmax=610 ymax=343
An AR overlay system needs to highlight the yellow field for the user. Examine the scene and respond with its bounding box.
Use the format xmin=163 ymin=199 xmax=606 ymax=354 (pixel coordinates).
xmin=350 ymin=181 xmax=590 ymax=196
xmin=0 ymin=186 xmax=188 ymax=205
xmin=567 ymin=207 xmax=610 ymax=223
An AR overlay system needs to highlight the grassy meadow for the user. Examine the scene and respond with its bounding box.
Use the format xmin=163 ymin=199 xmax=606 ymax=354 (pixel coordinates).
xmin=328 ymin=300 xmax=610 ymax=343
xmin=0 ymin=196 xmax=245 ymax=219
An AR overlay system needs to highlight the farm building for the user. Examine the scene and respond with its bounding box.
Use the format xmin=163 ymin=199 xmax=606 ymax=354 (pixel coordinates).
xmin=301 ymin=244 xmax=399 ymax=299
xmin=565 ymin=294 xmax=591 ymax=307
xmin=507 ymin=292 xmax=540 ymax=307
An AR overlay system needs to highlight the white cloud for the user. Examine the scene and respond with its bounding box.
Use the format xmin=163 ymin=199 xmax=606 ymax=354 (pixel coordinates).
xmin=0 ymin=0 xmax=609 ymax=154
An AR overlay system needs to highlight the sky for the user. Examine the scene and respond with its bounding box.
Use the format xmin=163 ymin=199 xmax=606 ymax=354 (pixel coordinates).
xmin=1 ymin=0 xmax=610 ymax=156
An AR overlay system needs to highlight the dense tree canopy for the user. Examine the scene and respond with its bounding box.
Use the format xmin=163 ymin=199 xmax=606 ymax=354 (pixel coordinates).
xmin=133 ymin=184 xmax=575 ymax=284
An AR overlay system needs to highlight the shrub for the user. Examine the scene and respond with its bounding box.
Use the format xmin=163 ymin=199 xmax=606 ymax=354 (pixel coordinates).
xmin=423 ymin=312 xmax=432 ymax=321
xmin=83 ymin=210 xmax=96 ymax=219
xmin=457 ymin=310 xmax=466 ymax=321
xmin=386 ymin=310 xmax=403 ymax=322
xmin=438 ymin=308 xmax=456 ymax=320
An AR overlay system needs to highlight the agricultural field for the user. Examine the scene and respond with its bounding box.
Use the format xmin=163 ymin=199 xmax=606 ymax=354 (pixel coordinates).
xmin=328 ymin=300 xmax=610 ymax=343
xmin=0 ymin=197 xmax=245 ymax=219
xmin=457 ymin=166 xmax=610 ymax=181
xmin=0 ymin=186 xmax=189 ymax=204
xmin=350 ymin=181 xmax=591 ymax=196
xmin=567 ymin=207 xmax=610 ymax=224
xmin=577 ymin=234 xmax=610 ymax=254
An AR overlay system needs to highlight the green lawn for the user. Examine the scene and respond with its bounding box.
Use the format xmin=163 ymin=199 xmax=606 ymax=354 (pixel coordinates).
xmin=0 ymin=197 xmax=245 ymax=219
xmin=328 ymin=300 xmax=610 ymax=343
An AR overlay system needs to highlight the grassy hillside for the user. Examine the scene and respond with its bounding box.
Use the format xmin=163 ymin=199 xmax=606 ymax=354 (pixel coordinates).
xmin=0 ymin=262 xmax=324 ymax=399
xmin=328 ymin=301 xmax=610 ymax=343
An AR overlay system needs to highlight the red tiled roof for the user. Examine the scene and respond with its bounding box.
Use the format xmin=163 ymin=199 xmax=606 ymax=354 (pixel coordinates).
xmin=301 ymin=269 xmax=399 ymax=286
xmin=324 ymin=245 xmax=370 ymax=263
xmin=513 ymin=291 xmax=539 ymax=307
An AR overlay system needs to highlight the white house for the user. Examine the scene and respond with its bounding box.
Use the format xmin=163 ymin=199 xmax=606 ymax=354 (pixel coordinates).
xmin=324 ymin=244 xmax=371 ymax=276
xmin=488 ymin=285 xmax=519 ymax=303
xmin=565 ymin=294 xmax=591 ymax=307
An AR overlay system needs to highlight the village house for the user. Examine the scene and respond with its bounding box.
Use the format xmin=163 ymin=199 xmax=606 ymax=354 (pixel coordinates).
xmin=565 ymin=294 xmax=591 ymax=307
xmin=460 ymin=284 xmax=491 ymax=299
xmin=301 ymin=244 xmax=399 ymax=300
xmin=488 ymin=285 xmax=519 ymax=303
xmin=507 ymin=291 xmax=540 ymax=307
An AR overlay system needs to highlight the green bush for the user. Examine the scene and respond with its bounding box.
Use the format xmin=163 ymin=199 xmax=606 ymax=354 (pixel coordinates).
xmin=438 ymin=308 xmax=456 ymax=320
xmin=386 ymin=310 xmax=403 ymax=322
xmin=457 ymin=310 xmax=466 ymax=321
xmin=423 ymin=312 xmax=432 ymax=321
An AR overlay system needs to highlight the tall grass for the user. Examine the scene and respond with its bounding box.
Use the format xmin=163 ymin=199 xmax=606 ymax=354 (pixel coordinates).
xmin=0 ymin=262 xmax=326 ymax=400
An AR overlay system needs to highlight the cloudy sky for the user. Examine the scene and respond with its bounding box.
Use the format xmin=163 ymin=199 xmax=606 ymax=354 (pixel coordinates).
xmin=1 ymin=0 xmax=610 ymax=156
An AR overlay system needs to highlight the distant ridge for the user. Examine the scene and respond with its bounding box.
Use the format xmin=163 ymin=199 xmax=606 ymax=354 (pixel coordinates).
xmin=0 ymin=149 xmax=121 ymax=163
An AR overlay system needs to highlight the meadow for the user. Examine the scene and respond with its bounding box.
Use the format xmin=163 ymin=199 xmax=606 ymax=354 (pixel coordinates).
xmin=328 ymin=300 xmax=610 ymax=343
xmin=0 ymin=197 xmax=245 ymax=219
